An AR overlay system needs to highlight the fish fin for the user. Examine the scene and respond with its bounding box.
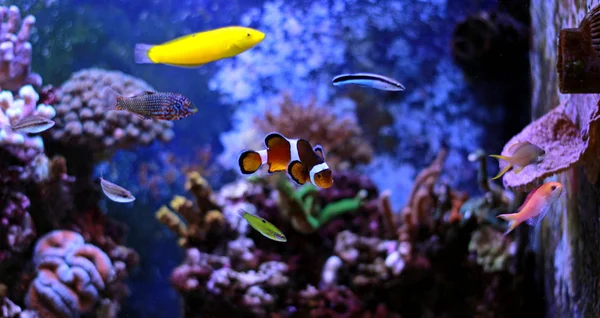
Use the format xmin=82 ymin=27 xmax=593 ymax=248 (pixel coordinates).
xmin=489 ymin=154 xmax=512 ymax=162
xmin=101 ymin=88 xmax=120 ymax=111
xmin=165 ymin=63 xmax=204 ymax=68
xmin=134 ymin=44 xmax=156 ymax=64
xmin=238 ymin=150 xmax=264 ymax=174
xmin=287 ymin=160 xmax=309 ymax=185
xmin=313 ymin=144 xmax=325 ymax=160
xmin=513 ymin=166 xmax=525 ymax=174
xmin=525 ymin=206 xmax=550 ymax=227
xmin=264 ymin=132 xmax=289 ymax=149
xmin=497 ymin=213 xmax=521 ymax=235
xmin=491 ymin=163 xmax=513 ymax=180
xmin=236 ymin=209 xmax=247 ymax=218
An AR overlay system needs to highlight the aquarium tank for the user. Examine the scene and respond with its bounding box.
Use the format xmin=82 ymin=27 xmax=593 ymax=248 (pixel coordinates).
xmin=4 ymin=0 xmax=600 ymax=317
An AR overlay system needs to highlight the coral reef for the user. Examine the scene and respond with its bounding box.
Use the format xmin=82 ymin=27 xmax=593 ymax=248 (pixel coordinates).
xmin=0 ymin=6 xmax=42 ymax=91
xmin=255 ymin=93 xmax=373 ymax=169
xmin=164 ymin=144 xmax=538 ymax=316
xmin=48 ymin=68 xmax=174 ymax=158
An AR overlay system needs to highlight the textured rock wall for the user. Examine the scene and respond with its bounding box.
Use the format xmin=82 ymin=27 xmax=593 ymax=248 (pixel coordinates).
xmin=530 ymin=0 xmax=600 ymax=317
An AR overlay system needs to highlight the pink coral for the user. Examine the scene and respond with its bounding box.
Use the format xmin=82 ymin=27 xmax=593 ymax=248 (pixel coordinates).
xmin=25 ymin=230 xmax=115 ymax=318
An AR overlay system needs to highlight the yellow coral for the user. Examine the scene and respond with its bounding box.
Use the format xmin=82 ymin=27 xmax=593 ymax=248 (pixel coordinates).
xmin=155 ymin=205 xmax=187 ymax=238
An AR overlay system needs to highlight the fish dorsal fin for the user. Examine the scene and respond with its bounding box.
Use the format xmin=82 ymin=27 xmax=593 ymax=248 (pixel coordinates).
xmin=518 ymin=183 xmax=545 ymax=212
xmin=142 ymin=91 xmax=156 ymax=95
xmin=313 ymin=144 xmax=325 ymax=160
xmin=160 ymin=32 xmax=201 ymax=46
xmin=287 ymin=160 xmax=309 ymax=185
xmin=296 ymin=139 xmax=321 ymax=167
xmin=264 ymin=132 xmax=290 ymax=149
xmin=508 ymin=141 xmax=529 ymax=155
xmin=525 ymin=205 xmax=550 ymax=226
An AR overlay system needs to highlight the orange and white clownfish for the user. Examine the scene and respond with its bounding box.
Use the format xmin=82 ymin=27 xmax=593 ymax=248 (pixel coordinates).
xmin=238 ymin=132 xmax=334 ymax=189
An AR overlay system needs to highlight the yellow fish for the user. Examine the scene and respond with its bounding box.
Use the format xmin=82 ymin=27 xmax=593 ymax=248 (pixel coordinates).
xmin=238 ymin=209 xmax=286 ymax=242
xmin=496 ymin=181 xmax=563 ymax=235
xmin=134 ymin=26 xmax=265 ymax=67
xmin=489 ymin=141 xmax=545 ymax=180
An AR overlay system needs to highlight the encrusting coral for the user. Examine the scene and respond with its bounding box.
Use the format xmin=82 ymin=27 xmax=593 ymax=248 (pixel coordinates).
xmin=496 ymin=97 xmax=600 ymax=191
xmin=156 ymin=171 xmax=227 ymax=247
xmin=255 ymin=93 xmax=373 ymax=170
xmin=48 ymin=68 xmax=174 ymax=157
xmin=0 ymin=6 xmax=42 ymax=91
xmin=25 ymin=230 xmax=115 ymax=318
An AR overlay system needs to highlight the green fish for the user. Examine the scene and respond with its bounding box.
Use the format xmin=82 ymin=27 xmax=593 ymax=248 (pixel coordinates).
xmin=238 ymin=209 xmax=287 ymax=242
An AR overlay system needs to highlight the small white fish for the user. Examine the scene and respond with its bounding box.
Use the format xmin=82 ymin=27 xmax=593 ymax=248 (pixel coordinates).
xmin=11 ymin=115 xmax=55 ymax=134
xmin=332 ymin=73 xmax=405 ymax=91
xmin=100 ymin=176 xmax=135 ymax=203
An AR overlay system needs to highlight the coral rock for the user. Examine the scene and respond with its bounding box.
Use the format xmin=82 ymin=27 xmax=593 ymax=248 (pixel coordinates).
xmin=498 ymin=98 xmax=599 ymax=191
xmin=49 ymin=68 xmax=174 ymax=157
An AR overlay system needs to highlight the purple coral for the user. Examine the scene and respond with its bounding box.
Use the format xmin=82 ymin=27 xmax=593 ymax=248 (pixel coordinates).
xmin=0 ymin=6 xmax=41 ymax=91
xmin=25 ymin=230 xmax=115 ymax=318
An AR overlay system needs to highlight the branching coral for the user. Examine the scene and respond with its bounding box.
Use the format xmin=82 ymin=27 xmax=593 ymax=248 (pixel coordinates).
xmin=25 ymin=230 xmax=116 ymax=318
xmin=0 ymin=85 xmax=55 ymax=163
xmin=0 ymin=6 xmax=42 ymax=91
xmin=156 ymin=171 xmax=227 ymax=248
xmin=49 ymin=68 xmax=174 ymax=157
xmin=255 ymin=93 xmax=373 ymax=169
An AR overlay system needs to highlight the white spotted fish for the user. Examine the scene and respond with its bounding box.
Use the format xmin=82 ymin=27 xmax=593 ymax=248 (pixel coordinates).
xmin=332 ymin=73 xmax=405 ymax=91
xmin=100 ymin=176 xmax=135 ymax=203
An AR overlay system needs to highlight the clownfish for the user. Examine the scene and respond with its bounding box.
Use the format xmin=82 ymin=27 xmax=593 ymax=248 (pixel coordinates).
xmin=238 ymin=132 xmax=334 ymax=189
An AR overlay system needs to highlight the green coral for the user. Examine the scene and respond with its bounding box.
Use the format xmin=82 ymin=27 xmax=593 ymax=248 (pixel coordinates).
xmin=275 ymin=177 xmax=367 ymax=234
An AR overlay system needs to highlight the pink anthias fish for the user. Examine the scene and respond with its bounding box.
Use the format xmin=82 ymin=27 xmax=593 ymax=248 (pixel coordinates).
xmin=496 ymin=181 xmax=563 ymax=235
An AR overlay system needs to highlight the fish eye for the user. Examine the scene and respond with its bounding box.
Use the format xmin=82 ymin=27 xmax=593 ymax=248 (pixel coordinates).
xmin=316 ymin=174 xmax=322 ymax=179
xmin=261 ymin=219 xmax=266 ymax=223
xmin=247 ymin=33 xmax=250 ymax=37
xmin=551 ymin=185 xmax=556 ymax=190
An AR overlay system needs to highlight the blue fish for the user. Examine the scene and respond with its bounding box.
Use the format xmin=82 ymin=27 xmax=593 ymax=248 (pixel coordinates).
xmin=332 ymin=73 xmax=405 ymax=91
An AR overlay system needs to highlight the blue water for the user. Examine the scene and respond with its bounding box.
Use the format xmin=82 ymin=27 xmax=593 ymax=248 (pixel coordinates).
xmin=8 ymin=0 xmax=531 ymax=316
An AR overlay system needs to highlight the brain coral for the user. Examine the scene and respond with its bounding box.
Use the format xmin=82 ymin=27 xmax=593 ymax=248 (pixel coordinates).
xmin=48 ymin=68 xmax=174 ymax=155
xmin=25 ymin=230 xmax=115 ymax=318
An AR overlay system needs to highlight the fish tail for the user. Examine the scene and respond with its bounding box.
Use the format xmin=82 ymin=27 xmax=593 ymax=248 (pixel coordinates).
xmin=497 ymin=213 xmax=521 ymax=235
xmin=101 ymin=87 xmax=121 ymax=111
xmin=238 ymin=149 xmax=267 ymax=174
xmin=491 ymin=162 xmax=513 ymax=180
xmin=134 ymin=43 xmax=156 ymax=64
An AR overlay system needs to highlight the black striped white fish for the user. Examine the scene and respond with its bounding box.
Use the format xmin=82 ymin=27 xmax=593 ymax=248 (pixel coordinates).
xmin=100 ymin=176 xmax=135 ymax=203
xmin=332 ymin=73 xmax=405 ymax=91
xmin=11 ymin=115 xmax=55 ymax=134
